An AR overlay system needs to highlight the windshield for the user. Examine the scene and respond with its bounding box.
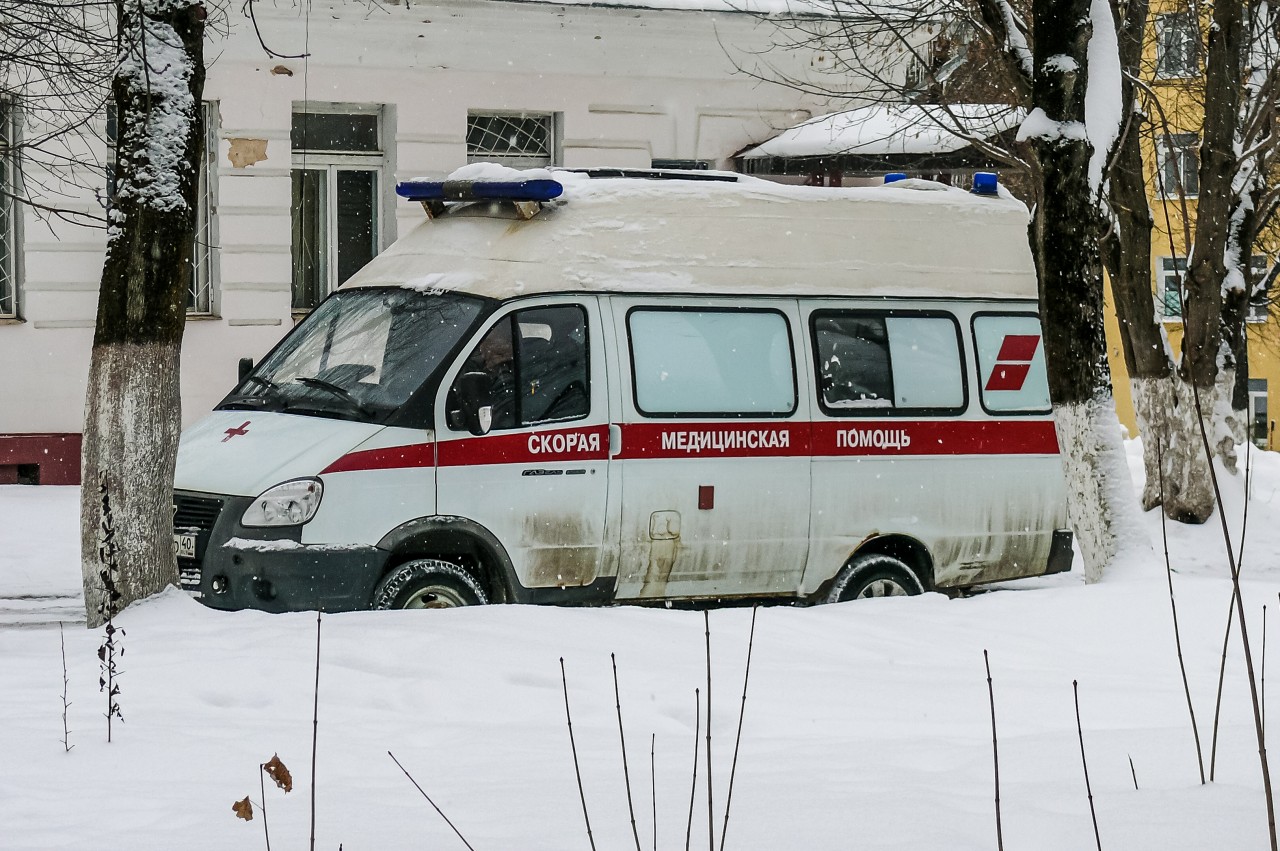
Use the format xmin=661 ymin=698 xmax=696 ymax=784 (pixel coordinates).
xmin=219 ymin=288 xmax=487 ymax=424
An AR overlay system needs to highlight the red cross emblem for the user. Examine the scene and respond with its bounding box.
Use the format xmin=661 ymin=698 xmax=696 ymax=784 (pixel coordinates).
xmin=985 ymin=335 xmax=1041 ymax=392
xmin=222 ymin=421 xmax=251 ymax=442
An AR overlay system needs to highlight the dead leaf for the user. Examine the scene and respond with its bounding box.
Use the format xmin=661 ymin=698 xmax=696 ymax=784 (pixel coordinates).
xmin=232 ymin=796 xmax=253 ymax=821
xmin=263 ymin=754 xmax=293 ymax=793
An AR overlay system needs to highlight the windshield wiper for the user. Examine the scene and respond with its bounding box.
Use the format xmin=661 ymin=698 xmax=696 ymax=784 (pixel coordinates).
xmin=294 ymin=376 xmax=373 ymax=417
xmin=220 ymin=374 xmax=286 ymax=410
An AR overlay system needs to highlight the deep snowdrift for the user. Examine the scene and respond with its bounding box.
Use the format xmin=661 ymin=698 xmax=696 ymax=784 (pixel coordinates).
xmin=2 ymin=441 xmax=1280 ymax=849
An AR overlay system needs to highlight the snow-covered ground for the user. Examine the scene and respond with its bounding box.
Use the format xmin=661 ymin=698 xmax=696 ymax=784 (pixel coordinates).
xmin=3 ymin=442 xmax=1280 ymax=849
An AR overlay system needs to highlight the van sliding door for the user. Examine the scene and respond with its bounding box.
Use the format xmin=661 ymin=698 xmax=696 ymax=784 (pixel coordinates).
xmin=611 ymin=299 xmax=812 ymax=601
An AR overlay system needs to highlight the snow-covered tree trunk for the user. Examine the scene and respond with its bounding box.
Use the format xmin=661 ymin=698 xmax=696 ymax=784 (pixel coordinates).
xmin=80 ymin=0 xmax=206 ymax=626
xmin=1022 ymin=0 xmax=1133 ymax=581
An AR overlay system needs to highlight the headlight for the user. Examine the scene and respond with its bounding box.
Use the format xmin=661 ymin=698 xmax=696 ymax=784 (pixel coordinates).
xmin=241 ymin=479 xmax=324 ymax=527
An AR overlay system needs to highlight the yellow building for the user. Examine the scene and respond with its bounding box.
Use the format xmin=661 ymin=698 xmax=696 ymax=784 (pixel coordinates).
xmin=1106 ymin=0 xmax=1279 ymax=450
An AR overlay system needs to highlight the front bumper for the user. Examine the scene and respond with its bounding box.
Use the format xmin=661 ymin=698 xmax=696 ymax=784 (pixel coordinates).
xmin=175 ymin=491 xmax=389 ymax=612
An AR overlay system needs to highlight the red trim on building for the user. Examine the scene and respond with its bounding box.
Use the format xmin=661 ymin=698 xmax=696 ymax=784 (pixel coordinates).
xmin=0 ymin=433 xmax=82 ymax=485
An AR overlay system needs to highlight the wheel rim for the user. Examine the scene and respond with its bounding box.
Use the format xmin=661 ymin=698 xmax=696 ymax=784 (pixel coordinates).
xmin=402 ymin=585 xmax=471 ymax=609
xmin=856 ymin=578 xmax=909 ymax=599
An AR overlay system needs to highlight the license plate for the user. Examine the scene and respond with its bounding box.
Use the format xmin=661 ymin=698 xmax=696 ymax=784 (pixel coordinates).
xmin=174 ymin=533 xmax=197 ymax=560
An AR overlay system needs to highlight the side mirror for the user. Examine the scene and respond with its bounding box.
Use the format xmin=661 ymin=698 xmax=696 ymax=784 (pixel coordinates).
xmin=455 ymin=371 xmax=494 ymax=436
xmin=238 ymin=357 xmax=254 ymax=383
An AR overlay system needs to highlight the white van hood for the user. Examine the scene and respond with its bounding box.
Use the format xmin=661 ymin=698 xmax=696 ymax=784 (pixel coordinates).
xmin=175 ymin=411 xmax=385 ymax=498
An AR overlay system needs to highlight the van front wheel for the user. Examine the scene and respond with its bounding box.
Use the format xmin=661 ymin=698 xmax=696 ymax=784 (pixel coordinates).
xmin=372 ymin=559 xmax=489 ymax=609
xmin=825 ymin=554 xmax=922 ymax=603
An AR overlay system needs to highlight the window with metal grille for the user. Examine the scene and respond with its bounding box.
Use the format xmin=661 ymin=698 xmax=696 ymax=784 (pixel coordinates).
xmin=1248 ymin=255 xmax=1272 ymax=322
xmin=466 ymin=112 xmax=558 ymax=168
xmin=291 ymin=106 xmax=384 ymax=312
xmin=0 ymin=99 xmax=17 ymax=319
xmin=1156 ymin=133 xmax=1198 ymax=198
xmin=1156 ymin=13 xmax=1199 ymax=78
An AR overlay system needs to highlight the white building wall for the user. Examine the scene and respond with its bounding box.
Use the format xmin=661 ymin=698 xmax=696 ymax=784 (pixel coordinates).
xmin=0 ymin=0 xmax=834 ymax=479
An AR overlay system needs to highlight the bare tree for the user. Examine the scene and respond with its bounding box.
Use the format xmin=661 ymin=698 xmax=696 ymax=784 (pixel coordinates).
xmin=80 ymin=0 xmax=208 ymax=626
xmin=744 ymin=0 xmax=1133 ymax=578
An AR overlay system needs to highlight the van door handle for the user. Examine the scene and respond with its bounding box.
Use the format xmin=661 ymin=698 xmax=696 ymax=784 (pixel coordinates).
xmin=609 ymin=423 xmax=622 ymax=457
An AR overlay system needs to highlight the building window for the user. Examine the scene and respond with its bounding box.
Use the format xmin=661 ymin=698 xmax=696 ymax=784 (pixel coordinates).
xmin=1161 ymin=255 xmax=1270 ymax=321
xmin=1156 ymin=133 xmax=1199 ymax=198
xmin=189 ymin=101 xmax=219 ymax=315
xmin=0 ymin=99 xmax=17 ymax=319
xmin=1248 ymin=255 xmax=1272 ymax=322
xmin=106 ymin=101 xmax=218 ymax=315
xmin=291 ymin=107 xmax=384 ymax=312
xmin=1156 ymin=13 xmax=1199 ymax=78
xmin=1249 ymin=379 xmax=1269 ymax=449
xmin=1159 ymin=256 xmax=1187 ymax=319
xmin=466 ymin=112 xmax=559 ymax=168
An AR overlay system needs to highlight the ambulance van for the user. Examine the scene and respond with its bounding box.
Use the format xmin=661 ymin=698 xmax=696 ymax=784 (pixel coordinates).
xmin=173 ymin=168 xmax=1072 ymax=612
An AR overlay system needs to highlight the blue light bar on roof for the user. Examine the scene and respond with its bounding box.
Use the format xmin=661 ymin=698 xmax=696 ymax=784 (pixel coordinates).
xmin=883 ymin=172 xmax=908 ymax=184
xmin=395 ymin=178 xmax=564 ymax=203
xmin=971 ymin=172 xmax=999 ymax=196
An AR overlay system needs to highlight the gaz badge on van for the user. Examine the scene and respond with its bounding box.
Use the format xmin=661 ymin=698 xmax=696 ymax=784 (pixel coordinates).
xmin=173 ymin=167 xmax=1073 ymax=613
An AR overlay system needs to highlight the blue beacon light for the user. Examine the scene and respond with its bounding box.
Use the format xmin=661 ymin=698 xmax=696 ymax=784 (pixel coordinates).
xmin=883 ymin=172 xmax=909 ymax=184
xmin=395 ymin=178 xmax=564 ymax=203
xmin=971 ymin=172 xmax=1000 ymax=196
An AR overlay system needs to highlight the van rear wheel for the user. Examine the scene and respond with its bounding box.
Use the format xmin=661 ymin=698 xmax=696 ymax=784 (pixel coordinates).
xmin=825 ymin=553 xmax=922 ymax=603
xmin=372 ymin=559 xmax=488 ymax=610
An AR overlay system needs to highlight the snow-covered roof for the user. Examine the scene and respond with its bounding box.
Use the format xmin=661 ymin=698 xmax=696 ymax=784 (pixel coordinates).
xmin=345 ymin=167 xmax=1037 ymax=301
xmin=740 ymin=103 xmax=1024 ymax=159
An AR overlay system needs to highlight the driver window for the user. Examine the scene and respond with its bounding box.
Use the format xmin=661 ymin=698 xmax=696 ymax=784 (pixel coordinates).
xmin=448 ymin=304 xmax=590 ymax=432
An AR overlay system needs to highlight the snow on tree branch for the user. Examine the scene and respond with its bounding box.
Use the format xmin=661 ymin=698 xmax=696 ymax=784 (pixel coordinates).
xmin=111 ymin=0 xmax=201 ymax=227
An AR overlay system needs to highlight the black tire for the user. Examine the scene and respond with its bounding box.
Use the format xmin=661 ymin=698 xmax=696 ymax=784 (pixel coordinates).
xmin=825 ymin=553 xmax=923 ymax=603
xmin=371 ymin=559 xmax=488 ymax=610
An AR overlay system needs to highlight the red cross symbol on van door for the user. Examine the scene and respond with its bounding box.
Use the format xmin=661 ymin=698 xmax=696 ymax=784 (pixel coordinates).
xmin=985 ymin=335 xmax=1040 ymax=391
xmin=222 ymin=421 xmax=251 ymax=442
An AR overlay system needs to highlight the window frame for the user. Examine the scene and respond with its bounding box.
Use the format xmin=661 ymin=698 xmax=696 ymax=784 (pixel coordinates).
xmin=810 ymin=308 xmax=969 ymax=418
xmin=466 ymin=110 xmax=561 ymax=168
xmin=1158 ymin=255 xmax=1187 ymax=321
xmin=189 ymin=100 xmax=220 ymax=316
xmin=1155 ymin=12 xmax=1200 ymax=79
xmin=625 ymin=305 xmax=799 ymax=420
xmin=0 ymin=97 xmax=19 ymax=321
xmin=1248 ymin=255 xmax=1272 ymax=323
xmin=1156 ymin=132 xmax=1199 ymax=199
xmin=970 ymin=310 xmax=1053 ymax=417
xmin=291 ymin=104 xmax=386 ymax=312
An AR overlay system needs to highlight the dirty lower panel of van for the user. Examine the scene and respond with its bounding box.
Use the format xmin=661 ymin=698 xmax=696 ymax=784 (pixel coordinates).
xmin=175 ymin=492 xmax=388 ymax=613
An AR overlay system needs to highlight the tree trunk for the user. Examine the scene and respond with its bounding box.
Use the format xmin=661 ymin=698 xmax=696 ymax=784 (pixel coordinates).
xmin=1101 ymin=0 xmax=1213 ymax=521
xmin=1029 ymin=0 xmax=1130 ymax=581
xmin=1180 ymin=0 xmax=1243 ymax=478
xmin=81 ymin=0 xmax=206 ymax=627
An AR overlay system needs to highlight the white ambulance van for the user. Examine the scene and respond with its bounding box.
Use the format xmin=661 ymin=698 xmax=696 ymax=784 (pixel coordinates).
xmin=173 ymin=168 xmax=1072 ymax=612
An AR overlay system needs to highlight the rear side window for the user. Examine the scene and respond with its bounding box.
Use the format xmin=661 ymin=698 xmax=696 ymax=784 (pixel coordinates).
xmin=628 ymin=308 xmax=796 ymax=417
xmin=972 ymin=313 xmax=1051 ymax=413
xmin=813 ymin=311 xmax=966 ymax=415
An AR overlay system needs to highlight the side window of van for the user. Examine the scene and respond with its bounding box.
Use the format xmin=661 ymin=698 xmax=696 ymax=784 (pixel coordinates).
xmin=972 ymin=313 xmax=1051 ymax=414
xmin=628 ymin=308 xmax=796 ymax=417
xmin=813 ymin=312 xmax=965 ymax=415
xmin=448 ymin=304 xmax=590 ymax=431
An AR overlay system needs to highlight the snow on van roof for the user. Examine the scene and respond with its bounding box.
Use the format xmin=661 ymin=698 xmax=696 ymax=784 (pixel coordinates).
xmin=345 ymin=167 xmax=1038 ymax=301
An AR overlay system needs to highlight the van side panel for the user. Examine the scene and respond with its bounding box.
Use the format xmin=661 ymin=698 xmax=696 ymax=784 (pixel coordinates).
xmin=610 ymin=296 xmax=812 ymax=600
xmin=799 ymin=300 xmax=1066 ymax=593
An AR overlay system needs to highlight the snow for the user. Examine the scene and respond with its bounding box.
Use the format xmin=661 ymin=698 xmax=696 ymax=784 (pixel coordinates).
xmin=5 ymin=441 xmax=1280 ymax=847
xmin=1085 ymin=0 xmax=1123 ymax=195
xmin=1016 ymin=107 xmax=1087 ymax=143
xmin=111 ymin=2 xmax=199 ymax=220
xmin=739 ymin=104 xmax=1024 ymax=159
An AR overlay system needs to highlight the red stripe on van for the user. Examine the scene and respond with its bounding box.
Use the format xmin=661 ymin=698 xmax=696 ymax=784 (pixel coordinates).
xmin=812 ymin=419 xmax=1058 ymax=456
xmin=321 ymin=442 xmax=435 ymax=474
xmin=995 ymin=334 xmax=1041 ymax=362
xmin=438 ymin=425 xmax=610 ymax=467
xmin=984 ymin=363 xmax=1032 ymax=392
xmin=614 ymin=422 xmax=811 ymax=460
